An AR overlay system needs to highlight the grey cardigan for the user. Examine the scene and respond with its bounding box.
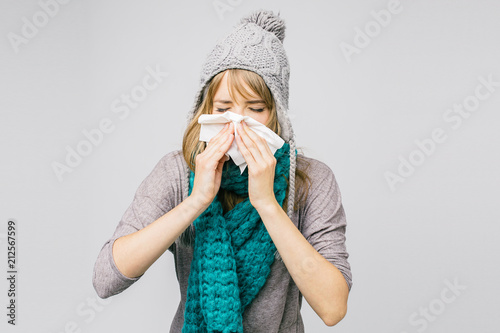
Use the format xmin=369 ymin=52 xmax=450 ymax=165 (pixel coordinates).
xmin=92 ymin=149 xmax=352 ymax=332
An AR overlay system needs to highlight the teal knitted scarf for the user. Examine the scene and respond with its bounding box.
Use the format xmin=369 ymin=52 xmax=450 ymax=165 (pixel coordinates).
xmin=182 ymin=143 xmax=291 ymax=333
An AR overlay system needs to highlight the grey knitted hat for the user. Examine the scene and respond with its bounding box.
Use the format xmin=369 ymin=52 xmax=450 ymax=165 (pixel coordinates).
xmin=180 ymin=9 xmax=296 ymax=262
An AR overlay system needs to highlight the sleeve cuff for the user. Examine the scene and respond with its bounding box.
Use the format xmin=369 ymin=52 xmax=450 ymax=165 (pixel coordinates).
xmin=321 ymin=252 xmax=353 ymax=292
xmin=108 ymin=237 xmax=144 ymax=282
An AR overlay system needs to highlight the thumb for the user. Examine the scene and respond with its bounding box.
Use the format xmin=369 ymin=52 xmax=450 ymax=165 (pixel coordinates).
xmin=216 ymin=155 xmax=226 ymax=173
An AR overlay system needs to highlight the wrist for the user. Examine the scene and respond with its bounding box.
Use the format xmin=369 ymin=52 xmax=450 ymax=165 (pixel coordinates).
xmin=254 ymin=198 xmax=281 ymax=217
xmin=185 ymin=194 xmax=210 ymax=216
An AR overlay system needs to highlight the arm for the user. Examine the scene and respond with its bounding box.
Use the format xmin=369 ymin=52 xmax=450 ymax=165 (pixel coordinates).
xmin=257 ymin=196 xmax=350 ymax=327
xmin=92 ymin=152 xmax=206 ymax=298
xmin=92 ymin=152 xmax=187 ymax=298
xmin=112 ymin=195 xmax=206 ymax=279
xmin=92 ymin=195 xmax=206 ymax=299
xmin=234 ymin=121 xmax=352 ymax=326
xmin=93 ymin=124 xmax=235 ymax=299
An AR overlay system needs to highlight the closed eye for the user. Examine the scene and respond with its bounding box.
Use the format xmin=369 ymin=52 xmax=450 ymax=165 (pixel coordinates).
xmin=215 ymin=108 xmax=264 ymax=112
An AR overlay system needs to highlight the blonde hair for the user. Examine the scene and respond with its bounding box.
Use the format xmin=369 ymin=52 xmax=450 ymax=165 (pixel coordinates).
xmin=182 ymin=68 xmax=310 ymax=213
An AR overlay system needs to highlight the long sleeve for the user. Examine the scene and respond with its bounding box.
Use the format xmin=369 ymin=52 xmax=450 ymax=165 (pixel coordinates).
xmin=299 ymin=158 xmax=353 ymax=292
xmin=92 ymin=150 xmax=184 ymax=299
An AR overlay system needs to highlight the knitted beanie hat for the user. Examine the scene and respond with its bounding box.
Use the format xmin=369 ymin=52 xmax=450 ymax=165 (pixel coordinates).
xmin=181 ymin=9 xmax=297 ymax=261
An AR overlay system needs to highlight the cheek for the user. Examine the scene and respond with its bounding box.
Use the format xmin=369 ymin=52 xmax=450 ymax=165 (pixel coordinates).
xmin=249 ymin=113 xmax=270 ymax=125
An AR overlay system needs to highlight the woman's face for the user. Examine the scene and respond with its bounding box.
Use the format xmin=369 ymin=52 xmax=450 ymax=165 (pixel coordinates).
xmin=211 ymin=71 xmax=270 ymax=125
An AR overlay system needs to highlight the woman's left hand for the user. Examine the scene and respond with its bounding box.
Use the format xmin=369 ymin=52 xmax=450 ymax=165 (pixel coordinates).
xmin=235 ymin=120 xmax=278 ymax=211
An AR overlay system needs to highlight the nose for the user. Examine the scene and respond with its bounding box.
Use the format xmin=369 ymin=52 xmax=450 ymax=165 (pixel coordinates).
xmin=230 ymin=103 xmax=244 ymax=116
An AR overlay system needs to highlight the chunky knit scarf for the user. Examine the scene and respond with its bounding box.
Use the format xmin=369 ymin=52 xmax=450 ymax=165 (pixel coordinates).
xmin=182 ymin=143 xmax=291 ymax=333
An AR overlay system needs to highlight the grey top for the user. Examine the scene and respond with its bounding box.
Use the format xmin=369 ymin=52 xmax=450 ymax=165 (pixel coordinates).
xmin=92 ymin=149 xmax=352 ymax=332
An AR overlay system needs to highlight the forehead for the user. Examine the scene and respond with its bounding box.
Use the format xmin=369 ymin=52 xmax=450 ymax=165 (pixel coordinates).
xmin=214 ymin=71 xmax=260 ymax=100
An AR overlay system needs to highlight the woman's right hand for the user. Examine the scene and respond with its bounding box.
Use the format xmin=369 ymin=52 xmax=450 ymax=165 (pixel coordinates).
xmin=190 ymin=122 xmax=234 ymax=209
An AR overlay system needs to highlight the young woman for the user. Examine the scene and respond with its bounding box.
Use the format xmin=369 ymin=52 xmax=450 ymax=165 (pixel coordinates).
xmin=93 ymin=9 xmax=352 ymax=332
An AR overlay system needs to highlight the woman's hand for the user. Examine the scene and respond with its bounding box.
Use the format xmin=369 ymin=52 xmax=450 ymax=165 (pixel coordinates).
xmin=235 ymin=120 xmax=278 ymax=211
xmin=190 ymin=122 xmax=234 ymax=209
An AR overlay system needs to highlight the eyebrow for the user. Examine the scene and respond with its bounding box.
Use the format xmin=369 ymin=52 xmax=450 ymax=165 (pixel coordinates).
xmin=214 ymin=99 xmax=265 ymax=104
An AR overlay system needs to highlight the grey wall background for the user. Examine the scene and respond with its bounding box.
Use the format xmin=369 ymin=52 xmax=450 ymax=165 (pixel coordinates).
xmin=1 ymin=0 xmax=499 ymax=332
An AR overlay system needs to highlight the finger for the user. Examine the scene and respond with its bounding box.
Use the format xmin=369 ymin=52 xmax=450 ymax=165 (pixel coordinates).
xmin=210 ymin=122 xmax=234 ymax=144
xmin=204 ymin=129 xmax=234 ymax=162
xmin=245 ymin=121 xmax=273 ymax=157
xmin=241 ymin=121 xmax=271 ymax=155
xmin=216 ymin=153 xmax=227 ymax=173
xmin=235 ymin=127 xmax=255 ymax=166
xmin=237 ymin=121 xmax=266 ymax=165
xmin=207 ymin=123 xmax=230 ymax=145
xmin=244 ymin=121 xmax=275 ymax=163
xmin=204 ymin=123 xmax=232 ymax=152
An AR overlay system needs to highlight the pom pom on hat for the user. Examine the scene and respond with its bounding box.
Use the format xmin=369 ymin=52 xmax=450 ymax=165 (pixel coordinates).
xmin=238 ymin=9 xmax=286 ymax=43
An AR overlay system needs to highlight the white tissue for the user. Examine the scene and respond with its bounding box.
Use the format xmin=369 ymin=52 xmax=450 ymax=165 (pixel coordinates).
xmin=198 ymin=111 xmax=285 ymax=174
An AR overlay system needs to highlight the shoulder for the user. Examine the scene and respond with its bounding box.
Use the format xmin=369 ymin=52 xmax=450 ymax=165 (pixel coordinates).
xmin=295 ymin=154 xmax=342 ymax=213
xmin=135 ymin=149 xmax=187 ymax=200
xmin=296 ymin=154 xmax=340 ymax=193
xmin=296 ymin=154 xmax=335 ymax=177
xmin=158 ymin=149 xmax=187 ymax=174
